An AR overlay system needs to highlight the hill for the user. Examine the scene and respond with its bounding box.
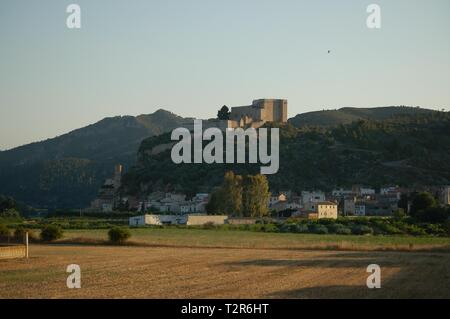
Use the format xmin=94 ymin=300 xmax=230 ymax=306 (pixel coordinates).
xmin=121 ymin=112 xmax=450 ymax=197
xmin=0 ymin=109 xmax=190 ymax=209
xmin=288 ymin=106 xmax=438 ymax=127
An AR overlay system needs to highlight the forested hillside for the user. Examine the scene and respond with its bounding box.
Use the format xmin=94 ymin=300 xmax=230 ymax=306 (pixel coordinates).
xmin=122 ymin=112 xmax=450 ymax=197
xmin=0 ymin=109 xmax=189 ymax=208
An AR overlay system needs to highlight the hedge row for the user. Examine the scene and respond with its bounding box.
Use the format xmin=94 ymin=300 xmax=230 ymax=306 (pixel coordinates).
xmin=193 ymin=218 xmax=448 ymax=236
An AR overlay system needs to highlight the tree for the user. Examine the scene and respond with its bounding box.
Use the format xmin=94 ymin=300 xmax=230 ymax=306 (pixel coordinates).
xmin=242 ymin=174 xmax=270 ymax=217
xmin=40 ymin=225 xmax=64 ymax=242
xmin=206 ymin=190 xmax=223 ymax=215
xmin=398 ymin=194 xmax=409 ymax=214
xmin=0 ymin=208 xmax=20 ymax=219
xmin=221 ymin=171 xmax=243 ymax=215
xmin=410 ymin=192 xmax=437 ymax=216
xmin=392 ymin=208 xmax=406 ymax=220
xmin=415 ymin=207 xmax=449 ymax=223
xmin=217 ymin=105 xmax=230 ymax=120
xmin=0 ymin=223 xmax=10 ymax=237
xmin=0 ymin=195 xmax=18 ymax=212
xmin=206 ymin=171 xmax=243 ymax=216
xmin=14 ymin=226 xmax=37 ymax=241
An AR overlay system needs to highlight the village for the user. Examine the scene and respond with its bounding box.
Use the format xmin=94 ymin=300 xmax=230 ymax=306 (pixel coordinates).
xmin=88 ymin=164 xmax=450 ymax=227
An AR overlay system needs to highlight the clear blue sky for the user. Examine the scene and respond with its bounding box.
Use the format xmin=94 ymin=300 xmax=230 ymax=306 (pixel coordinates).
xmin=1 ymin=0 xmax=449 ymax=150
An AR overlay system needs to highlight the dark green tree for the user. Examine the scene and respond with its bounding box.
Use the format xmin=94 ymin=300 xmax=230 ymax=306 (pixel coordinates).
xmin=410 ymin=192 xmax=437 ymax=216
xmin=40 ymin=225 xmax=64 ymax=242
xmin=0 ymin=195 xmax=17 ymax=212
xmin=206 ymin=171 xmax=243 ymax=216
xmin=415 ymin=206 xmax=449 ymax=223
xmin=205 ymin=191 xmax=223 ymax=215
xmin=398 ymin=193 xmax=409 ymax=214
xmin=217 ymin=105 xmax=230 ymax=120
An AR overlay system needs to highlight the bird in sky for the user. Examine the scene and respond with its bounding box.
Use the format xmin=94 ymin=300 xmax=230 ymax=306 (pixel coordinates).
xmin=328 ymin=50 xmax=331 ymax=54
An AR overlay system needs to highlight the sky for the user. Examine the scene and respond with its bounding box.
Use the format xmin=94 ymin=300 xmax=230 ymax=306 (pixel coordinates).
xmin=0 ymin=0 xmax=449 ymax=150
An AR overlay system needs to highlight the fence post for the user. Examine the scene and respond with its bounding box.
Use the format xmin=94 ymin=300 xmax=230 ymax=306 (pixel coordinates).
xmin=25 ymin=232 xmax=29 ymax=258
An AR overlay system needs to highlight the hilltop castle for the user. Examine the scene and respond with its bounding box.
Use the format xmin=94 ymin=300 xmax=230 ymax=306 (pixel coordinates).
xmin=229 ymin=99 xmax=287 ymax=126
xmin=200 ymin=98 xmax=288 ymax=130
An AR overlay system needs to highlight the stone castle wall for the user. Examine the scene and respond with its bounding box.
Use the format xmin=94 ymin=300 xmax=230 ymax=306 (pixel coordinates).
xmin=230 ymin=99 xmax=287 ymax=124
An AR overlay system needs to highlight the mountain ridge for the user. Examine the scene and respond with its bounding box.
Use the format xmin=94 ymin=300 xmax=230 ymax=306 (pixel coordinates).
xmin=0 ymin=108 xmax=189 ymax=208
xmin=288 ymin=106 xmax=438 ymax=128
xmin=0 ymin=105 xmax=446 ymax=209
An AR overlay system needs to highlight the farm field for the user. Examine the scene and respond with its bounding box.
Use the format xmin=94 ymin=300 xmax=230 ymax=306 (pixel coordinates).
xmin=60 ymin=228 xmax=450 ymax=251
xmin=1 ymin=229 xmax=450 ymax=298
xmin=1 ymin=243 xmax=450 ymax=298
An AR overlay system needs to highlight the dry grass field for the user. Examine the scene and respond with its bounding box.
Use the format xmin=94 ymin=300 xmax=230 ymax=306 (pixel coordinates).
xmin=1 ymin=242 xmax=450 ymax=298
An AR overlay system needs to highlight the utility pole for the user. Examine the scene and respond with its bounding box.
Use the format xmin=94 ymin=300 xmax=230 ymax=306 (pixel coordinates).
xmin=25 ymin=232 xmax=29 ymax=259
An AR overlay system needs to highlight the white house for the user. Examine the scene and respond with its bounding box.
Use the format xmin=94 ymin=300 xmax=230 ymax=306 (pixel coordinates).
xmin=316 ymin=202 xmax=338 ymax=219
xmin=129 ymin=214 xmax=187 ymax=226
xmin=129 ymin=214 xmax=227 ymax=227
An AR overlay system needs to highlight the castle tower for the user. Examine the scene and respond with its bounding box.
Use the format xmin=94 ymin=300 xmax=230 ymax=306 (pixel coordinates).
xmin=252 ymin=99 xmax=288 ymax=123
xmin=229 ymin=99 xmax=287 ymax=125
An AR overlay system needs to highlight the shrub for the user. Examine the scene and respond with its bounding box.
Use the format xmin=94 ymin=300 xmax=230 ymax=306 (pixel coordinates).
xmin=403 ymin=224 xmax=427 ymax=236
xmin=261 ymin=224 xmax=278 ymax=232
xmin=40 ymin=225 xmax=64 ymax=242
xmin=14 ymin=226 xmax=37 ymax=241
xmin=423 ymin=223 xmax=447 ymax=236
xmin=295 ymin=224 xmax=309 ymax=233
xmin=351 ymin=225 xmax=373 ymax=235
xmin=0 ymin=223 xmax=10 ymax=237
xmin=327 ymin=223 xmax=346 ymax=234
xmin=249 ymin=224 xmax=266 ymax=232
xmin=308 ymin=224 xmax=328 ymax=234
xmin=371 ymin=221 xmax=403 ymax=235
xmin=328 ymin=223 xmax=352 ymax=235
xmin=392 ymin=209 xmax=406 ymax=220
xmin=108 ymin=227 xmax=131 ymax=244
xmin=317 ymin=218 xmax=336 ymax=225
xmin=415 ymin=207 xmax=449 ymax=223
xmin=352 ymin=217 xmax=371 ymax=225
xmin=335 ymin=227 xmax=352 ymax=235
xmin=0 ymin=208 xmax=21 ymax=219
xmin=279 ymin=223 xmax=297 ymax=233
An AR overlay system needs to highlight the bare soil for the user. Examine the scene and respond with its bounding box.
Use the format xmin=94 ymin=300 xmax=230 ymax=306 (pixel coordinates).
xmin=1 ymin=244 xmax=449 ymax=298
